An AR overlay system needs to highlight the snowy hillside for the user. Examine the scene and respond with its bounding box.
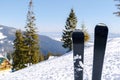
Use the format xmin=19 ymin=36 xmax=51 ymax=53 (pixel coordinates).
xmin=0 ymin=37 xmax=120 ymax=80
xmin=0 ymin=25 xmax=16 ymax=53
xmin=0 ymin=32 xmax=6 ymax=40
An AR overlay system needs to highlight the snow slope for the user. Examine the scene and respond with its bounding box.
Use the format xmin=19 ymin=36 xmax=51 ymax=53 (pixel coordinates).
xmin=0 ymin=38 xmax=120 ymax=80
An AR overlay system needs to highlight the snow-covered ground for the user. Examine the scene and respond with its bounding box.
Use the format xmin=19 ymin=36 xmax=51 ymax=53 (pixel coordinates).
xmin=0 ymin=37 xmax=120 ymax=80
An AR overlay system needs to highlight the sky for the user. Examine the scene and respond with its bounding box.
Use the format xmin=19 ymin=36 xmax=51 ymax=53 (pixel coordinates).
xmin=0 ymin=0 xmax=120 ymax=33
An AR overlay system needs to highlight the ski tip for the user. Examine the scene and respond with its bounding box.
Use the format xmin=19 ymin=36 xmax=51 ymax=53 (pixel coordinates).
xmin=95 ymin=23 xmax=108 ymax=31
xmin=73 ymin=29 xmax=82 ymax=32
xmin=72 ymin=29 xmax=84 ymax=44
xmin=95 ymin=23 xmax=108 ymax=37
xmin=95 ymin=23 xmax=108 ymax=30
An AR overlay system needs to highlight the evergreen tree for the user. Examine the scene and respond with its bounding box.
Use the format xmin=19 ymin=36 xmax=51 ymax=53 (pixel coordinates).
xmin=81 ymin=23 xmax=90 ymax=42
xmin=24 ymin=0 xmax=41 ymax=66
xmin=61 ymin=9 xmax=77 ymax=52
xmin=114 ymin=0 xmax=120 ymax=16
xmin=12 ymin=30 xmax=28 ymax=70
xmin=12 ymin=0 xmax=43 ymax=71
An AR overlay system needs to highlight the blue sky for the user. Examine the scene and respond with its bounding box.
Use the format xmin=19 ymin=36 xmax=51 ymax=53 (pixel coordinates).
xmin=0 ymin=0 xmax=120 ymax=33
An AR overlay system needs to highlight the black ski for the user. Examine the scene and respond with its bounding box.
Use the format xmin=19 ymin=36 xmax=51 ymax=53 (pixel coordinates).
xmin=72 ymin=30 xmax=84 ymax=80
xmin=92 ymin=23 xmax=108 ymax=80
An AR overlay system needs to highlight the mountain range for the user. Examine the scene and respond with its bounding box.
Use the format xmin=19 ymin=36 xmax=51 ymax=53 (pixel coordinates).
xmin=0 ymin=24 xmax=120 ymax=56
xmin=0 ymin=25 xmax=67 ymax=56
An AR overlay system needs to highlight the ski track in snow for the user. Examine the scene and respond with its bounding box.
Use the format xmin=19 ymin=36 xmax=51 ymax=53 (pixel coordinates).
xmin=0 ymin=38 xmax=120 ymax=80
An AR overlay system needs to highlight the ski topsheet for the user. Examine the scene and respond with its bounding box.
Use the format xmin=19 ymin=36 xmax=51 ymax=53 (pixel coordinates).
xmin=72 ymin=30 xmax=84 ymax=80
xmin=92 ymin=23 xmax=108 ymax=80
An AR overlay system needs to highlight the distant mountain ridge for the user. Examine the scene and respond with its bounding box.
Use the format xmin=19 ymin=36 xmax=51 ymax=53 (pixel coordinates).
xmin=0 ymin=25 xmax=119 ymax=55
xmin=0 ymin=25 xmax=67 ymax=55
xmin=40 ymin=32 xmax=120 ymax=42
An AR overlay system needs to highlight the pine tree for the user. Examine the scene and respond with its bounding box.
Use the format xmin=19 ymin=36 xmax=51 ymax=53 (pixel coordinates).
xmin=12 ymin=0 xmax=43 ymax=71
xmin=24 ymin=0 xmax=41 ymax=66
xmin=81 ymin=22 xmax=90 ymax=42
xmin=12 ymin=30 xmax=28 ymax=70
xmin=114 ymin=0 xmax=120 ymax=16
xmin=61 ymin=9 xmax=77 ymax=52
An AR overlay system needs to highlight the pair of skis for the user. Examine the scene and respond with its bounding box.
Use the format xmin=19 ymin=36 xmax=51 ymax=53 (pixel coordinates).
xmin=72 ymin=23 xmax=108 ymax=80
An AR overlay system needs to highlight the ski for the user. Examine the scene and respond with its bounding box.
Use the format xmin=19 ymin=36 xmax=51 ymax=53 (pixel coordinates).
xmin=92 ymin=23 xmax=108 ymax=80
xmin=72 ymin=30 xmax=84 ymax=80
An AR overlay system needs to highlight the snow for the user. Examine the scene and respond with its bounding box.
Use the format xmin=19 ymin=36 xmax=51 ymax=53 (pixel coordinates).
xmin=0 ymin=26 xmax=7 ymax=39
xmin=0 ymin=37 xmax=120 ymax=80
xmin=0 ymin=54 xmax=4 ymax=58
xmin=48 ymin=56 xmax=56 ymax=60
xmin=0 ymin=32 xmax=6 ymax=40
